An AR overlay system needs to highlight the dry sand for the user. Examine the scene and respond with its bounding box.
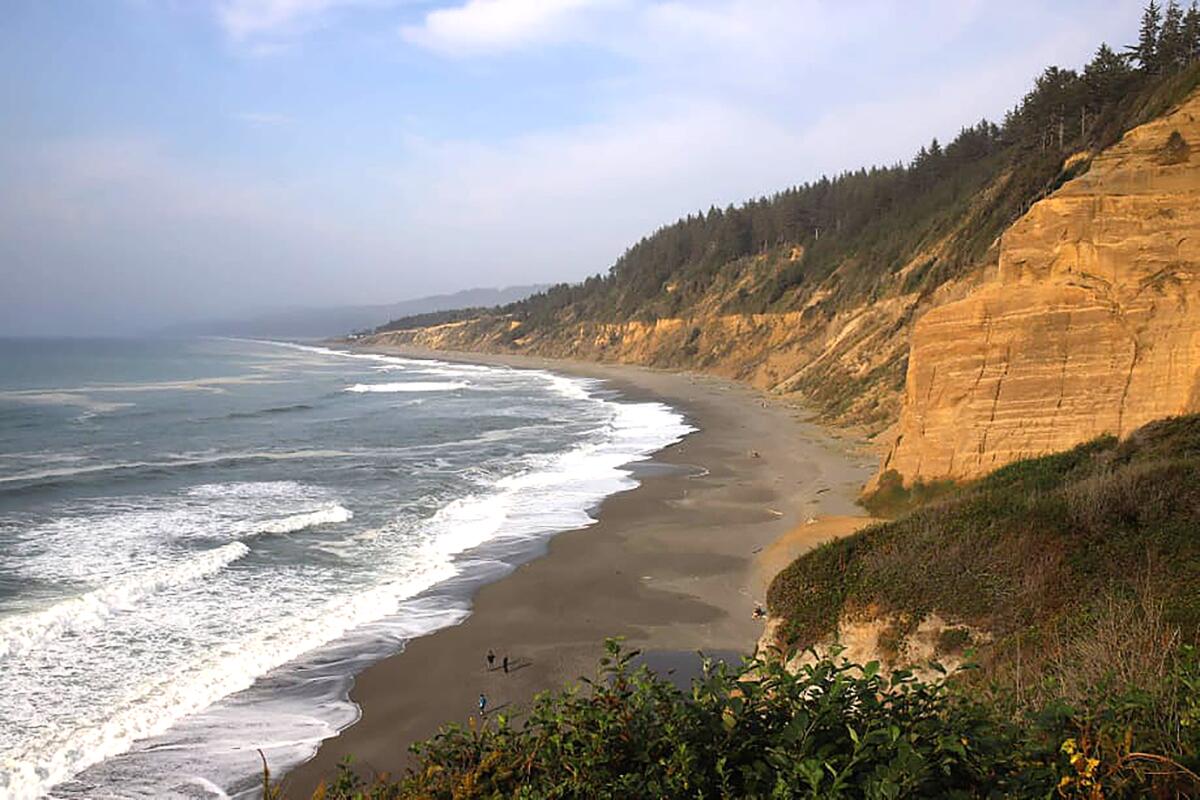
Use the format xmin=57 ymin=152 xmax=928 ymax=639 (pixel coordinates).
xmin=283 ymin=350 xmax=876 ymax=795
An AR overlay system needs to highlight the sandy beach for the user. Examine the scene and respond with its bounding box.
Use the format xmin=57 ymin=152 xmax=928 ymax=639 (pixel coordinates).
xmin=284 ymin=351 xmax=876 ymax=796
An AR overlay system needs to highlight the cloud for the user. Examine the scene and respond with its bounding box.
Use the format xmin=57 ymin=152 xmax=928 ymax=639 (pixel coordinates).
xmin=3 ymin=0 xmax=1142 ymax=335
xmin=215 ymin=0 xmax=391 ymax=42
xmin=400 ymin=0 xmax=616 ymax=54
xmin=386 ymin=1 xmax=1130 ymax=283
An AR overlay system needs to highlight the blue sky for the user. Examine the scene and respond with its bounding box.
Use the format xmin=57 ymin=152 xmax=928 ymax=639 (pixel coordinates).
xmin=1 ymin=0 xmax=1144 ymax=334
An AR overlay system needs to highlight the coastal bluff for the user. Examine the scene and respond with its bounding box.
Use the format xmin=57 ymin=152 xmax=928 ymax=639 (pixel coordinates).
xmin=883 ymin=88 xmax=1200 ymax=483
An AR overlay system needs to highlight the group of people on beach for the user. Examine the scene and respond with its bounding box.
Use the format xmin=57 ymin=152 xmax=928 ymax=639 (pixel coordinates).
xmin=486 ymin=648 xmax=509 ymax=674
xmin=478 ymin=648 xmax=512 ymax=716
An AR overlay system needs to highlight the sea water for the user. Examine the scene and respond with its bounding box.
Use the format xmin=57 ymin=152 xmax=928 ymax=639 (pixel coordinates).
xmin=0 ymin=337 xmax=692 ymax=799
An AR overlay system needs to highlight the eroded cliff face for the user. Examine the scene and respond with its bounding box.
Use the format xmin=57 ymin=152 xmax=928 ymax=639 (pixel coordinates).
xmin=366 ymin=247 xmax=985 ymax=435
xmin=884 ymin=90 xmax=1200 ymax=483
xmin=757 ymin=612 xmax=988 ymax=681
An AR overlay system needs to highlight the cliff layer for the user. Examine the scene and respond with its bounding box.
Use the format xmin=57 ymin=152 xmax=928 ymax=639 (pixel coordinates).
xmin=883 ymin=89 xmax=1200 ymax=482
xmin=366 ymin=237 xmax=987 ymax=435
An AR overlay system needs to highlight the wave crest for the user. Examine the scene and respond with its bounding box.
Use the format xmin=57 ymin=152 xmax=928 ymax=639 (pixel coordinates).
xmin=0 ymin=543 xmax=250 ymax=660
xmin=344 ymin=381 xmax=468 ymax=393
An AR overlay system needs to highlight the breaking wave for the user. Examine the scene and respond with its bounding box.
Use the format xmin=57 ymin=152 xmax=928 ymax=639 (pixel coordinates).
xmin=0 ymin=543 xmax=250 ymax=661
xmin=344 ymin=381 xmax=469 ymax=393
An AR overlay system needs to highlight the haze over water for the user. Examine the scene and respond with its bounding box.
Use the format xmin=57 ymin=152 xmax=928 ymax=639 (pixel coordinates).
xmin=0 ymin=338 xmax=691 ymax=799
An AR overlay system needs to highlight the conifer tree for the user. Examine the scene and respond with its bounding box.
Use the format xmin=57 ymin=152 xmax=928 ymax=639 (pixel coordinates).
xmin=1161 ymin=0 xmax=1185 ymax=68
xmin=1135 ymin=0 xmax=1164 ymax=71
xmin=1085 ymin=42 xmax=1133 ymax=100
xmin=1185 ymin=1 xmax=1200 ymax=62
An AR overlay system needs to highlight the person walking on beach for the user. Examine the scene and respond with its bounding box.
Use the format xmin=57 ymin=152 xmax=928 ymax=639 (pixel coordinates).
xmin=486 ymin=649 xmax=495 ymax=670
xmin=478 ymin=692 xmax=488 ymax=716
xmin=502 ymin=655 xmax=509 ymax=674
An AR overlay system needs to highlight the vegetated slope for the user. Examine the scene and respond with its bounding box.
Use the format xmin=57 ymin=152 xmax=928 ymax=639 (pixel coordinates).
xmin=365 ymin=37 xmax=1200 ymax=438
xmin=767 ymin=413 xmax=1200 ymax=702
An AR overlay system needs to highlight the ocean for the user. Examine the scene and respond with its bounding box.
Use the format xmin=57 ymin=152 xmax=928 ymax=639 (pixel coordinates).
xmin=0 ymin=337 xmax=692 ymax=799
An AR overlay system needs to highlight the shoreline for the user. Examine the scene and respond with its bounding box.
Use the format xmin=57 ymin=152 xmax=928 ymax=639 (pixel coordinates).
xmin=283 ymin=349 xmax=876 ymax=796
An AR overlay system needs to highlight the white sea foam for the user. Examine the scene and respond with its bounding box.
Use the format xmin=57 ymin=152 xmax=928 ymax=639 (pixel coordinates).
xmin=256 ymin=504 xmax=352 ymax=534
xmin=0 ymin=450 xmax=359 ymax=485
xmin=344 ymin=381 xmax=468 ymax=393
xmin=0 ymin=392 xmax=135 ymax=415
xmin=2 ymin=565 xmax=452 ymax=800
xmin=6 ymin=483 xmax=350 ymax=590
xmin=2 ymin=341 xmax=695 ymax=800
xmin=0 ymin=543 xmax=250 ymax=660
xmin=420 ymin=396 xmax=693 ymax=560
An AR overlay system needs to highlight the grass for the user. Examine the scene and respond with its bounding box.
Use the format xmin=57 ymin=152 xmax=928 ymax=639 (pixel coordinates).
xmin=861 ymin=470 xmax=959 ymax=518
xmin=768 ymin=415 xmax=1200 ymax=700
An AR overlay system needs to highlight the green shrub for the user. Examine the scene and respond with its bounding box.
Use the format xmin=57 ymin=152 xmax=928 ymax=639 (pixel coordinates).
xmin=287 ymin=640 xmax=1200 ymax=799
xmin=861 ymin=470 xmax=958 ymax=518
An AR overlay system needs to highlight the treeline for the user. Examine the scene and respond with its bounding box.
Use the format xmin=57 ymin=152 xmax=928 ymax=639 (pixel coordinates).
xmin=375 ymin=307 xmax=485 ymax=333
xmin=378 ymin=4 xmax=1200 ymax=334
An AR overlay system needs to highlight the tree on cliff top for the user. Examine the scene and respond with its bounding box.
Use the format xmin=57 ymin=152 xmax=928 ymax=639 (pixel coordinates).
xmin=1162 ymin=0 xmax=1187 ymax=68
xmin=1187 ymin=2 xmax=1200 ymax=62
xmin=1134 ymin=0 xmax=1163 ymax=72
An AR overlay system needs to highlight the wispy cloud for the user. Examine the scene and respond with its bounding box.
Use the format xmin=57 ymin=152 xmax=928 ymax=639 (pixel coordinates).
xmin=215 ymin=0 xmax=388 ymax=42
xmin=400 ymin=0 xmax=616 ymax=55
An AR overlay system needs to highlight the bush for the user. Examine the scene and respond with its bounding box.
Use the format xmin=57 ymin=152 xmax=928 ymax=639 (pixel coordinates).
xmin=284 ymin=639 xmax=1200 ymax=799
xmin=861 ymin=470 xmax=958 ymax=518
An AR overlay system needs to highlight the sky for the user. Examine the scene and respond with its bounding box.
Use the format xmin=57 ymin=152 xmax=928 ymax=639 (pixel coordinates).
xmin=0 ymin=0 xmax=1146 ymax=335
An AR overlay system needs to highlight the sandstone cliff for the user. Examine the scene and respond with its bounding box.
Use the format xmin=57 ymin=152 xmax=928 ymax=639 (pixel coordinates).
xmin=883 ymin=89 xmax=1200 ymax=483
xmin=366 ymin=237 xmax=987 ymax=436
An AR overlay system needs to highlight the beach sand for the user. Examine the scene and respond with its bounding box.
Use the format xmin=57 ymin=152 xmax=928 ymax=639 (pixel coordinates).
xmin=283 ymin=351 xmax=876 ymax=796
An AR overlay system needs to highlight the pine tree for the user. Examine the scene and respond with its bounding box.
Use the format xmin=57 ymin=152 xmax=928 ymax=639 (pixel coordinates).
xmin=1134 ymin=0 xmax=1164 ymax=71
xmin=1161 ymin=0 xmax=1185 ymax=69
xmin=1184 ymin=1 xmax=1200 ymax=62
xmin=1085 ymin=42 xmax=1133 ymax=101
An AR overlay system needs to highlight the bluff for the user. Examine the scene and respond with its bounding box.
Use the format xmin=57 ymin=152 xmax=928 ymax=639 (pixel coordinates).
xmin=883 ymin=88 xmax=1200 ymax=483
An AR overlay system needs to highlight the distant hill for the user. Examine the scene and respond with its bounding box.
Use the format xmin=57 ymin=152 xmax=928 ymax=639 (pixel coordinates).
xmin=159 ymin=285 xmax=549 ymax=339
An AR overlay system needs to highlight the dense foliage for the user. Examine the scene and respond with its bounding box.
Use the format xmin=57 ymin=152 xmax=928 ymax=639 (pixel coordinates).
xmin=378 ymin=4 xmax=1200 ymax=338
xmin=283 ymin=639 xmax=1200 ymax=799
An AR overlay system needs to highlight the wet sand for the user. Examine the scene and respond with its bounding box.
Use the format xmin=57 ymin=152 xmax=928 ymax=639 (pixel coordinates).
xmin=283 ymin=351 xmax=875 ymax=796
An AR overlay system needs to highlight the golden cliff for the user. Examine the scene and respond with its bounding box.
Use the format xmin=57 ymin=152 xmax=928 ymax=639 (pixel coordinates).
xmin=364 ymin=239 xmax=987 ymax=436
xmin=883 ymin=90 xmax=1200 ymax=483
